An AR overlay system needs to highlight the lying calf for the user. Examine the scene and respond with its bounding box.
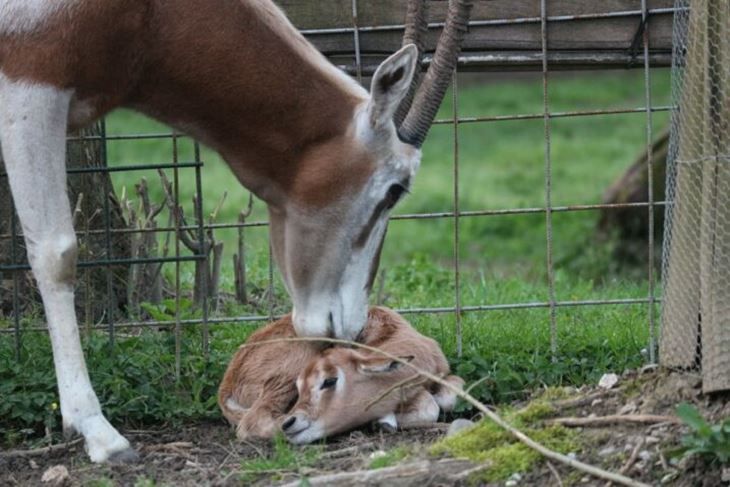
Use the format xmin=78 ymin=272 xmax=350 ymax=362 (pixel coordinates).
xmin=218 ymin=306 xmax=463 ymax=443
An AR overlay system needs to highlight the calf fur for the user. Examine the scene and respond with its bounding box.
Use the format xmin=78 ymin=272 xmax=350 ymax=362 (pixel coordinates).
xmin=218 ymin=306 xmax=463 ymax=442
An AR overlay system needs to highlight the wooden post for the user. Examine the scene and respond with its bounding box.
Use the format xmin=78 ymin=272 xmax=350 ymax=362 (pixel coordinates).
xmin=662 ymin=0 xmax=730 ymax=392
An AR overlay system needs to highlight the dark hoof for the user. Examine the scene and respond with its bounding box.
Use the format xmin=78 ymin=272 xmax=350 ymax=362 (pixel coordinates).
xmin=374 ymin=422 xmax=397 ymax=434
xmin=62 ymin=424 xmax=79 ymax=441
xmin=108 ymin=447 xmax=140 ymax=464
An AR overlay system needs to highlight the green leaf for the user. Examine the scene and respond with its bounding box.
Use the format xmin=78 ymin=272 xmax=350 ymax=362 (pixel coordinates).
xmin=676 ymin=404 xmax=711 ymax=436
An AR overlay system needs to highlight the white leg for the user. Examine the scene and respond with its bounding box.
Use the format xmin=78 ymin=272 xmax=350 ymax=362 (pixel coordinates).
xmin=396 ymin=390 xmax=440 ymax=426
xmin=433 ymin=375 xmax=465 ymax=412
xmin=375 ymin=412 xmax=398 ymax=433
xmin=0 ymin=75 xmax=135 ymax=463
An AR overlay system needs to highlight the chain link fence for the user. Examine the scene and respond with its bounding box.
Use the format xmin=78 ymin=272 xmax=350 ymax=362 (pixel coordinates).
xmin=661 ymin=0 xmax=730 ymax=393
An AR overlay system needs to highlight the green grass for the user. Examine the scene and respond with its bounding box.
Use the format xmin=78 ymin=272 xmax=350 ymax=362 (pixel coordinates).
xmin=369 ymin=446 xmax=411 ymax=469
xmin=1 ymin=69 xmax=670 ymax=438
xmin=239 ymin=434 xmax=322 ymax=483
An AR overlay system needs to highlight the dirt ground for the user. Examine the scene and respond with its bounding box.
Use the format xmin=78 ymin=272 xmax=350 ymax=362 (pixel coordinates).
xmin=1 ymin=368 xmax=728 ymax=486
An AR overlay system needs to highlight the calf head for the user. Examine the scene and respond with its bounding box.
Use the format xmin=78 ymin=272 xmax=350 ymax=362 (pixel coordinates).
xmin=280 ymin=347 xmax=415 ymax=444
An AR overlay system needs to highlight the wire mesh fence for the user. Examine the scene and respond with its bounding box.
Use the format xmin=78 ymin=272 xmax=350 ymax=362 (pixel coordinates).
xmin=661 ymin=0 xmax=730 ymax=393
xmin=0 ymin=2 xmax=679 ymax=389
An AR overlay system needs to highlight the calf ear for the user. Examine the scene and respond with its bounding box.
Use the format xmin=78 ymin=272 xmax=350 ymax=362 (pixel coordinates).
xmin=368 ymin=44 xmax=418 ymax=128
xmin=358 ymin=355 xmax=415 ymax=374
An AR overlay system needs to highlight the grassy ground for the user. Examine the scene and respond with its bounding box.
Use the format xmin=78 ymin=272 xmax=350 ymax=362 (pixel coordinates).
xmin=0 ymin=69 xmax=671 ymax=439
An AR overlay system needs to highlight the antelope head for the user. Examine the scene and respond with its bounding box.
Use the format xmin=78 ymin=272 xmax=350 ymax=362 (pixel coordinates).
xmin=275 ymin=0 xmax=473 ymax=341
xmin=280 ymin=347 xmax=416 ymax=444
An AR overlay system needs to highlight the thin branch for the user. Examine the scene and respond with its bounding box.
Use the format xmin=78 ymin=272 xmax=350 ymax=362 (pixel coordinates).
xmin=605 ymin=439 xmax=645 ymax=487
xmin=239 ymin=336 xmax=651 ymax=487
xmin=71 ymin=193 xmax=84 ymax=228
xmin=464 ymin=374 xmax=494 ymax=395
xmin=0 ymin=438 xmax=83 ymax=459
xmin=158 ymin=170 xmax=203 ymax=253
xmin=209 ymin=191 xmax=228 ymax=223
xmin=365 ymin=374 xmax=429 ymax=411
xmin=551 ymin=390 xmax=616 ymax=411
xmin=547 ymin=461 xmax=564 ymax=487
xmin=550 ymin=415 xmax=680 ymax=428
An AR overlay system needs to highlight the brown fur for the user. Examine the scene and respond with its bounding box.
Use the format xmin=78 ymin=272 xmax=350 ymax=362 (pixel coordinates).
xmin=0 ymin=0 xmax=371 ymax=207
xmin=216 ymin=313 xmax=320 ymax=438
xmin=218 ymin=307 xmax=463 ymax=441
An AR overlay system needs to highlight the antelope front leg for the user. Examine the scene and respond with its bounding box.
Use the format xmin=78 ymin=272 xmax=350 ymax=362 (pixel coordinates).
xmin=395 ymin=389 xmax=440 ymax=427
xmin=236 ymin=405 xmax=282 ymax=441
xmin=0 ymin=75 xmax=135 ymax=463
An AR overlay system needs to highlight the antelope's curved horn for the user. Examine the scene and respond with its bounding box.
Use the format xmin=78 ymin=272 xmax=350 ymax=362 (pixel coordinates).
xmin=397 ymin=0 xmax=473 ymax=148
xmin=394 ymin=0 xmax=429 ymax=128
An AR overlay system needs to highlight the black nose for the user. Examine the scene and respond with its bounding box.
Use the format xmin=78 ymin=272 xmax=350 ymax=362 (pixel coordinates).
xmin=282 ymin=416 xmax=296 ymax=431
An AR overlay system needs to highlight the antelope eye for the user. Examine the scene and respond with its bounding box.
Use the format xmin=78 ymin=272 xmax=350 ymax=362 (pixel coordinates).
xmin=320 ymin=377 xmax=338 ymax=390
xmin=384 ymin=184 xmax=407 ymax=209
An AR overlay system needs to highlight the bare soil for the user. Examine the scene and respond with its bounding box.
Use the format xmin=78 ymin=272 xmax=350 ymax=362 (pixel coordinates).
xmin=1 ymin=368 xmax=728 ymax=486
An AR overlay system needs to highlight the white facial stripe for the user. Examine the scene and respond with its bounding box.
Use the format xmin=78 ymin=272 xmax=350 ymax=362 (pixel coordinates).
xmin=0 ymin=0 xmax=79 ymax=35
xmin=335 ymin=367 xmax=345 ymax=393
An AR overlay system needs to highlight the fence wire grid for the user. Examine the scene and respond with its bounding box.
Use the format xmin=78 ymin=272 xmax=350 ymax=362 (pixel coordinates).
xmin=0 ymin=1 xmax=679 ymax=382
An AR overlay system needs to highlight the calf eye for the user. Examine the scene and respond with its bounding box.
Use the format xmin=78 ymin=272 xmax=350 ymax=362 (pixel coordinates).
xmin=320 ymin=377 xmax=338 ymax=390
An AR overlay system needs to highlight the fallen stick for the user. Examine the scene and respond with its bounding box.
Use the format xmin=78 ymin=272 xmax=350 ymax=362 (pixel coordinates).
xmin=320 ymin=444 xmax=373 ymax=459
xmin=547 ymin=460 xmax=565 ymax=487
xmin=399 ymin=421 xmax=450 ymax=431
xmin=0 ymin=438 xmax=83 ymax=459
xmin=605 ymin=439 xmax=644 ymax=487
xmin=241 ymin=337 xmax=652 ymax=487
xmin=278 ymin=458 xmax=481 ymax=487
xmin=143 ymin=441 xmax=194 ymax=454
xmin=550 ymin=415 xmax=681 ymax=428
xmin=620 ymin=439 xmax=645 ymax=474
xmin=551 ymin=390 xmax=616 ymax=411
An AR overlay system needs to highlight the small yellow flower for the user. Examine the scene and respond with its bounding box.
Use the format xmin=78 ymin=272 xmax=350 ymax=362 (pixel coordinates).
xmin=51 ymin=402 xmax=58 ymax=411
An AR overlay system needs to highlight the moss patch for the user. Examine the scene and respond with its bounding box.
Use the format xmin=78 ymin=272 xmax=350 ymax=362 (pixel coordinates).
xmin=430 ymin=400 xmax=578 ymax=482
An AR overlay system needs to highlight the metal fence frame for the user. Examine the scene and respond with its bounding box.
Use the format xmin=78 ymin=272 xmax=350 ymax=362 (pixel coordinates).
xmin=0 ymin=1 xmax=675 ymax=375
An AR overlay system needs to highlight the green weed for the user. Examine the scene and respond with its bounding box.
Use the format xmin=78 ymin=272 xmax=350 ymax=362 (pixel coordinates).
xmin=674 ymin=403 xmax=730 ymax=465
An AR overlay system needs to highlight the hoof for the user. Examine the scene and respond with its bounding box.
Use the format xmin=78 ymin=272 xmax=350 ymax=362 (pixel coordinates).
xmin=374 ymin=421 xmax=398 ymax=434
xmin=62 ymin=424 xmax=79 ymax=441
xmin=107 ymin=447 xmax=140 ymax=464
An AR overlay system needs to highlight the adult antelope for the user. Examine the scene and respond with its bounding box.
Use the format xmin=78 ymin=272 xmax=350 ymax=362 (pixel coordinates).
xmin=0 ymin=0 xmax=472 ymax=462
xmin=218 ymin=306 xmax=464 ymax=443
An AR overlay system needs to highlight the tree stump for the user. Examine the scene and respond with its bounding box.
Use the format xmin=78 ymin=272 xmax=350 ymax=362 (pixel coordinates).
xmin=598 ymin=130 xmax=668 ymax=264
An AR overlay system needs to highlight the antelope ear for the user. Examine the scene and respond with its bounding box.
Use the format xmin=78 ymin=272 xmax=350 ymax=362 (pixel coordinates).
xmin=368 ymin=44 xmax=418 ymax=128
xmin=358 ymin=355 xmax=415 ymax=374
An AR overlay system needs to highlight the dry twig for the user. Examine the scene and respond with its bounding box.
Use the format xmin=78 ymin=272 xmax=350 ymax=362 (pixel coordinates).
xmin=551 ymin=390 xmax=616 ymax=411
xmin=604 ymin=439 xmax=645 ymax=487
xmin=547 ymin=461 xmax=564 ymax=487
xmin=550 ymin=415 xmax=680 ymax=428
xmin=0 ymin=438 xmax=83 ymax=459
xmin=365 ymin=374 xmax=429 ymax=411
